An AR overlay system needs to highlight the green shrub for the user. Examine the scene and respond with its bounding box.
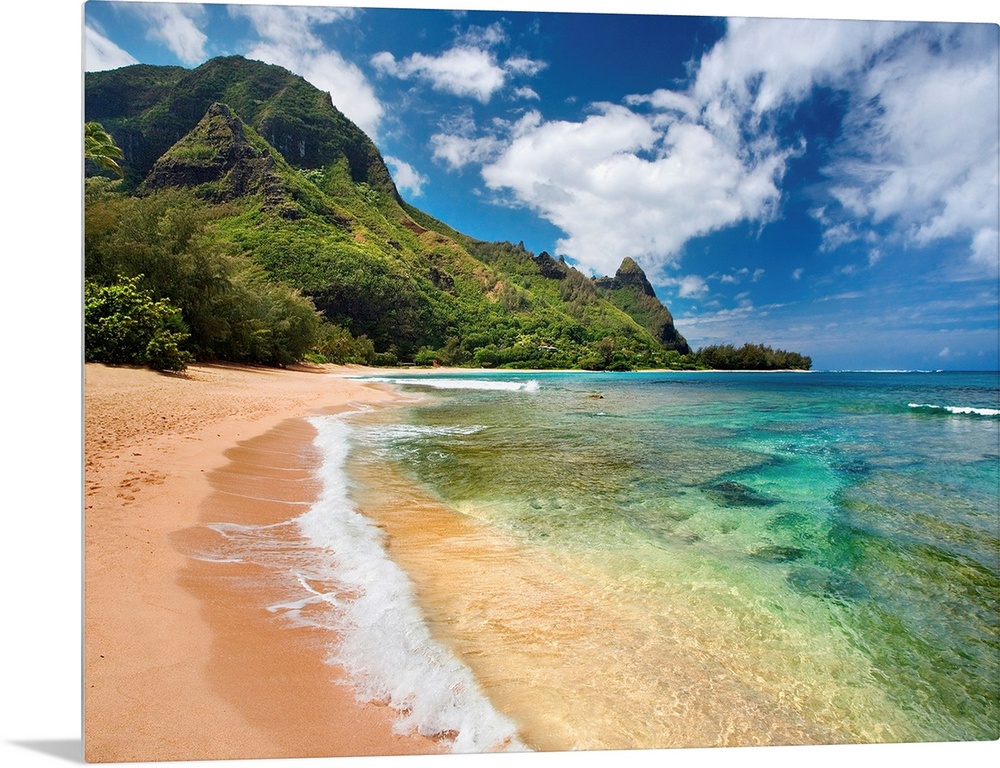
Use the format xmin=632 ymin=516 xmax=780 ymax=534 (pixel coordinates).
xmin=85 ymin=275 xmax=194 ymax=371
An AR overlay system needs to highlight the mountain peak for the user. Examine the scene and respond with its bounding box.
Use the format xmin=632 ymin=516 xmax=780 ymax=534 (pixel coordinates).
xmin=593 ymin=257 xmax=690 ymax=354
xmin=140 ymin=101 xmax=289 ymax=208
xmin=613 ymin=257 xmax=656 ymax=297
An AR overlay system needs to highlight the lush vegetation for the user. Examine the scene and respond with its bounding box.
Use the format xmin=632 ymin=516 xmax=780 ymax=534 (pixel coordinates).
xmin=85 ymin=181 xmax=322 ymax=367
xmin=84 ymin=122 xmax=124 ymax=178
xmin=695 ymin=343 xmax=812 ymax=371
xmin=84 ymin=56 xmax=810 ymax=373
xmin=84 ymin=274 xmax=192 ymax=371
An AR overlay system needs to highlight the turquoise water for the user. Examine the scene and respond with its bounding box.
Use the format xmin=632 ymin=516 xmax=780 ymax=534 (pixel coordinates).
xmin=343 ymin=371 xmax=998 ymax=749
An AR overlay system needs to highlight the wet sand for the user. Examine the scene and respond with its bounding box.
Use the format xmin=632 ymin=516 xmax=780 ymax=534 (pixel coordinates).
xmin=83 ymin=362 xmax=441 ymax=762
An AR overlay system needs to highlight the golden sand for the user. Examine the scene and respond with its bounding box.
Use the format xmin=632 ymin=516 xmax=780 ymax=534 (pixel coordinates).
xmin=83 ymin=362 xmax=441 ymax=762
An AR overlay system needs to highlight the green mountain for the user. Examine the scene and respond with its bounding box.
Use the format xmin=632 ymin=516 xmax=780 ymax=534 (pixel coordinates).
xmin=86 ymin=56 xmax=397 ymax=196
xmin=594 ymin=258 xmax=690 ymax=354
xmin=84 ymin=56 xmax=702 ymax=370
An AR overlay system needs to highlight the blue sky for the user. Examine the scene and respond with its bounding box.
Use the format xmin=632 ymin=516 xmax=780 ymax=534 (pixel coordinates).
xmin=83 ymin=1 xmax=999 ymax=370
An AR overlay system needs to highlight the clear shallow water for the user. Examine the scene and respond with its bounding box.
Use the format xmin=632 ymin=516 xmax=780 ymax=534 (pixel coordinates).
xmin=341 ymin=371 xmax=998 ymax=748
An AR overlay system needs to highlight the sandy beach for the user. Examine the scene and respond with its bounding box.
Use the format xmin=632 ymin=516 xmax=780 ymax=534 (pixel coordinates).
xmin=83 ymin=361 xmax=442 ymax=763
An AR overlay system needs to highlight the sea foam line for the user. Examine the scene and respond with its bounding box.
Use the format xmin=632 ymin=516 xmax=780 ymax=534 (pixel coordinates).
xmin=360 ymin=376 xmax=540 ymax=392
xmin=908 ymin=403 xmax=1000 ymax=417
xmin=292 ymin=413 xmax=525 ymax=753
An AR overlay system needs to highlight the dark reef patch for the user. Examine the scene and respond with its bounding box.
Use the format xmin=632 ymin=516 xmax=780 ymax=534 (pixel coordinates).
xmin=750 ymin=545 xmax=807 ymax=562
xmin=787 ymin=566 xmax=869 ymax=602
xmin=703 ymin=480 xmax=778 ymax=508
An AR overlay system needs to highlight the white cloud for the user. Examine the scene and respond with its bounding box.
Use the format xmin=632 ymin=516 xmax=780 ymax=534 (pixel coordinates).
xmin=626 ymin=89 xmax=698 ymax=118
xmin=130 ymin=2 xmax=208 ymax=65
xmin=431 ymin=132 xmax=505 ymax=170
xmin=814 ymin=23 xmax=999 ymax=274
xmin=231 ymin=5 xmax=383 ymax=138
xmin=374 ymin=47 xmax=507 ymax=104
xmin=691 ymin=18 xmax=908 ymax=130
xmin=480 ymin=103 xmax=789 ymax=277
xmin=372 ymin=24 xmax=545 ymax=104
xmin=452 ymin=17 xmax=996 ymax=283
xmin=505 ymin=57 xmax=546 ymax=77
xmin=370 ymin=51 xmax=396 ymax=73
xmin=712 ymin=267 xmax=764 ymax=285
xmin=84 ymin=24 xmax=138 ymax=71
xmin=385 ymin=156 xmax=427 ymax=197
xmin=457 ymin=21 xmax=507 ymax=48
xmin=969 ymin=229 xmax=1000 ymax=274
xmin=674 ymin=275 xmax=710 ymax=298
xmin=233 ymin=5 xmax=354 ymax=48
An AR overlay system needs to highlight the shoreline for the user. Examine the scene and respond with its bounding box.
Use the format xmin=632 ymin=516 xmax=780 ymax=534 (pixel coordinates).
xmin=83 ymin=362 xmax=442 ymax=762
xmin=352 ymin=366 xmax=814 ymax=374
xmin=79 ymin=362 xmax=998 ymax=766
xmin=85 ymin=360 xmax=802 ymax=762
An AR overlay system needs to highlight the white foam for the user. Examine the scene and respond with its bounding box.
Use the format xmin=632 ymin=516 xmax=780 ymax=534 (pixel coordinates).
xmin=369 ymin=423 xmax=486 ymax=442
xmin=361 ymin=376 xmax=540 ymax=393
xmin=908 ymin=403 xmax=1000 ymax=417
xmin=289 ymin=413 xmax=525 ymax=753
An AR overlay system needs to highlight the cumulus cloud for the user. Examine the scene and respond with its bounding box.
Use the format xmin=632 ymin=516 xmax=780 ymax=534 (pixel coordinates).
xmin=672 ymin=275 xmax=710 ymax=298
xmin=480 ymin=103 xmax=789 ymax=277
xmin=690 ymin=17 xmax=908 ymax=131
xmin=373 ymin=47 xmax=507 ymax=104
xmin=505 ymin=57 xmax=546 ymax=77
xmin=85 ymin=24 xmax=138 ymax=71
xmin=445 ymin=17 xmax=997 ymax=282
xmin=129 ymin=2 xmax=208 ymax=65
xmin=372 ymin=23 xmax=545 ymax=104
xmin=432 ymin=132 xmax=505 ymax=170
xmin=815 ymin=23 xmax=999 ymax=274
xmin=385 ymin=156 xmax=427 ymax=197
xmin=230 ymin=4 xmax=383 ymax=138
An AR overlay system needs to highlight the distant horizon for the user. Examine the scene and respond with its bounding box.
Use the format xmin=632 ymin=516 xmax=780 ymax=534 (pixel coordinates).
xmin=84 ymin=1 xmax=1000 ymax=371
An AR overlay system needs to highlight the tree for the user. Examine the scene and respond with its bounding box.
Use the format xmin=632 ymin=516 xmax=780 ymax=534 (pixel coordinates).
xmin=84 ymin=122 xmax=124 ymax=178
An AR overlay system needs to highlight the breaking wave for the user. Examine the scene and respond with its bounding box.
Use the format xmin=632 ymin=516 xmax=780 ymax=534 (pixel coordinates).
xmin=907 ymin=403 xmax=1000 ymax=417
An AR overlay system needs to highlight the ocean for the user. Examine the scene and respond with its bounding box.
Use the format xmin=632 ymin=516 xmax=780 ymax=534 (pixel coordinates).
xmin=242 ymin=371 xmax=1000 ymax=752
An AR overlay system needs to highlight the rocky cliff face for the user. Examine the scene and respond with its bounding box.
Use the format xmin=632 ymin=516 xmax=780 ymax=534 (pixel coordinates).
xmin=140 ymin=103 xmax=296 ymax=214
xmin=535 ymin=251 xmax=569 ymax=279
xmin=595 ymin=257 xmax=691 ymax=354
xmin=594 ymin=257 xmax=656 ymax=296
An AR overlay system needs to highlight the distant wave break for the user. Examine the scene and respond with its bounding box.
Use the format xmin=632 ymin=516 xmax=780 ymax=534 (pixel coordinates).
xmin=907 ymin=403 xmax=1000 ymax=417
xmin=361 ymin=377 xmax=540 ymax=392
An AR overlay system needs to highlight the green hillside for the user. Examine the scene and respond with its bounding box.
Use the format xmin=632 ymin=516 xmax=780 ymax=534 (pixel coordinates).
xmin=85 ymin=56 xmax=806 ymax=371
